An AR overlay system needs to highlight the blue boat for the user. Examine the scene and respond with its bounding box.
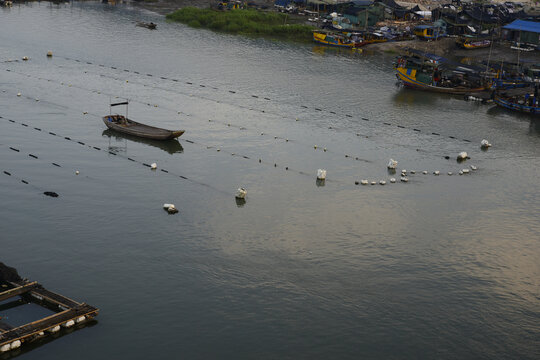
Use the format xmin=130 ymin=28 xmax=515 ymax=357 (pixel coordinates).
xmin=494 ymin=87 xmax=540 ymax=115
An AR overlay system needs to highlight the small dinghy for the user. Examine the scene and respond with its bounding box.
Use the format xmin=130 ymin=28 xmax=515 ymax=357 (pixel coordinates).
xmin=103 ymin=101 xmax=184 ymax=140
xmin=137 ymin=21 xmax=157 ymax=30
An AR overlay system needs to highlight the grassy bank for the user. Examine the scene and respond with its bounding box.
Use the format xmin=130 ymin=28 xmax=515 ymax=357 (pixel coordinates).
xmin=166 ymin=7 xmax=315 ymax=41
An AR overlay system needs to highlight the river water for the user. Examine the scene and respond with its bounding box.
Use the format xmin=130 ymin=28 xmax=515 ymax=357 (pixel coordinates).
xmin=0 ymin=2 xmax=539 ymax=359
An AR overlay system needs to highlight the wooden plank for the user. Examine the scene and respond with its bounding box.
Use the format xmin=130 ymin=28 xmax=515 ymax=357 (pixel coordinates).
xmin=0 ymin=282 xmax=38 ymax=302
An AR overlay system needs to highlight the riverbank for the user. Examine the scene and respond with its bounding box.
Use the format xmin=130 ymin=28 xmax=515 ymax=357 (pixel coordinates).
xmin=166 ymin=7 xmax=315 ymax=41
xmin=367 ymin=37 xmax=540 ymax=63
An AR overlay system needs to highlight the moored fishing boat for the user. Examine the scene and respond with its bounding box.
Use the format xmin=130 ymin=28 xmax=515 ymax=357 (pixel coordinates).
xmin=456 ymin=36 xmax=491 ymax=49
xmin=493 ymin=86 xmax=540 ymax=115
xmin=102 ymin=101 xmax=184 ymax=140
xmin=313 ymin=31 xmax=361 ymax=48
xmin=395 ymin=48 xmax=489 ymax=95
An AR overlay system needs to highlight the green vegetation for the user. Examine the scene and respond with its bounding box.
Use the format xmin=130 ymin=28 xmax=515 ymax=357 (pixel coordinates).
xmin=166 ymin=7 xmax=315 ymax=41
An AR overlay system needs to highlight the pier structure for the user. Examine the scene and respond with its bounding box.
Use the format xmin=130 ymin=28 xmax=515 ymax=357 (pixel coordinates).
xmin=0 ymin=280 xmax=98 ymax=354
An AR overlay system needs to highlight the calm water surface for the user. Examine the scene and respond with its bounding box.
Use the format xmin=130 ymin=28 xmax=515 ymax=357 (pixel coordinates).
xmin=0 ymin=2 xmax=539 ymax=359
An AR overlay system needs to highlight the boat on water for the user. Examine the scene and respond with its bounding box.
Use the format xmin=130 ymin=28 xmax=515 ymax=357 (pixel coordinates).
xmin=103 ymin=101 xmax=184 ymax=140
xmin=312 ymin=31 xmax=361 ymax=48
xmin=395 ymin=48 xmax=490 ymax=94
xmin=456 ymin=35 xmax=491 ymax=49
xmin=136 ymin=21 xmax=156 ymax=30
xmin=493 ymin=86 xmax=540 ymax=115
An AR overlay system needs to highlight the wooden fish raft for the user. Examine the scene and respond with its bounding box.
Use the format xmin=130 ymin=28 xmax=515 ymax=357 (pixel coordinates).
xmin=0 ymin=280 xmax=99 ymax=353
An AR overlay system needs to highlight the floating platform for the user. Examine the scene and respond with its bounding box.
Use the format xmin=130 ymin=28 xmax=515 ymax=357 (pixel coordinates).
xmin=0 ymin=279 xmax=98 ymax=354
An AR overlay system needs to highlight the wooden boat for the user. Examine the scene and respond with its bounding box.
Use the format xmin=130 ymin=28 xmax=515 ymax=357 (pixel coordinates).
xmin=313 ymin=31 xmax=359 ymax=48
xmin=395 ymin=49 xmax=489 ymax=95
xmin=136 ymin=22 xmax=156 ymax=30
xmin=456 ymin=36 xmax=491 ymax=49
xmin=103 ymin=101 xmax=184 ymax=140
xmin=493 ymin=88 xmax=540 ymax=115
xmin=102 ymin=129 xmax=184 ymax=154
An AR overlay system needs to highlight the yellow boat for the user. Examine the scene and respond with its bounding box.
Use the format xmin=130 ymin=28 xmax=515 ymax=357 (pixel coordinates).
xmin=395 ymin=49 xmax=489 ymax=95
xmin=313 ymin=31 xmax=357 ymax=48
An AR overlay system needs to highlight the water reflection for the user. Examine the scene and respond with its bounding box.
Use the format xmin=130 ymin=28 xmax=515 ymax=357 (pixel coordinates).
xmin=235 ymin=198 xmax=246 ymax=208
xmin=102 ymin=129 xmax=184 ymax=154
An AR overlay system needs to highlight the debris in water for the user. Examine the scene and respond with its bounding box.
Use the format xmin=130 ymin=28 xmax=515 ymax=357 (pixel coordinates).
xmin=47 ymin=51 xmax=53 ymax=57
xmin=433 ymin=171 xmax=440 ymax=176
xmin=163 ymin=203 xmax=178 ymax=214
xmin=400 ymin=177 xmax=409 ymax=182
xmin=480 ymin=139 xmax=492 ymax=149
xmin=390 ymin=178 xmax=396 ymax=183
xmin=470 ymin=165 xmax=477 ymax=171
xmin=150 ymin=163 xmax=157 ymax=170
xmin=387 ymin=159 xmax=398 ymax=169
xmin=316 ymin=169 xmax=326 ymax=180
xmin=379 ymin=180 xmax=386 ymax=185
xmin=235 ymin=188 xmax=247 ymax=199
xmin=43 ymin=191 xmax=59 ymax=197
xmin=457 ymin=151 xmax=468 ymax=161
xmin=361 ymin=180 xmax=368 ymax=185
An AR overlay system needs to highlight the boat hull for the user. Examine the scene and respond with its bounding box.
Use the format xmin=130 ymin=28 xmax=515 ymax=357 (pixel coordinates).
xmin=493 ymin=96 xmax=540 ymax=114
xmin=313 ymin=32 xmax=355 ymax=48
xmin=103 ymin=116 xmax=184 ymax=140
xmin=396 ymin=68 xmax=487 ymax=95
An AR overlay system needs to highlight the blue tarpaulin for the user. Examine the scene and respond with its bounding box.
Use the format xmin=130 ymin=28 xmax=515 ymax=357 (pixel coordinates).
xmin=503 ymin=19 xmax=540 ymax=34
xmin=274 ymin=0 xmax=290 ymax=6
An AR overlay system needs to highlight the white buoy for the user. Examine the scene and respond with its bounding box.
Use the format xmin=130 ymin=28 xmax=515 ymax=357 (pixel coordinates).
xmin=401 ymin=170 xmax=407 ymax=175
xmin=47 ymin=51 xmax=53 ymax=57
xmin=75 ymin=170 xmax=79 ymax=175
xmin=10 ymin=340 xmax=21 ymax=349
xmin=1 ymin=344 xmax=10 ymax=352
xmin=17 ymin=92 xmax=21 ymax=97
xmin=38 ymin=331 xmax=45 ymax=336
xmin=235 ymin=187 xmax=247 ymax=199
xmin=316 ymin=169 xmax=326 ymax=180
xmin=163 ymin=204 xmax=178 ymax=214
xmin=379 ymin=180 xmax=386 ymax=185
xmin=390 ymin=178 xmax=396 ymax=183
xmin=457 ymin=151 xmax=468 ymax=161
xmin=22 ymin=56 xmax=28 ymax=61
xmin=76 ymin=316 xmax=86 ymax=323
xmin=371 ymin=181 xmax=376 ymax=185
xmin=462 ymin=169 xmax=470 ymax=174
xmin=470 ymin=165 xmax=477 ymax=171
xmin=387 ymin=159 xmax=398 ymax=169
xmin=360 ymin=179 xmax=368 ymax=185
xmin=50 ymin=325 xmax=60 ymax=333
xmin=422 ymin=171 xmax=428 ymax=175
xmin=410 ymin=170 xmax=416 ymax=174
xmin=150 ymin=163 xmax=157 ymax=170
xmin=64 ymin=320 xmax=75 ymax=328
xmin=400 ymin=177 xmax=409 ymax=182
xmin=448 ymin=172 xmax=453 ymax=176
xmin=480 ymin=139 xmax=491 ymax=148
xmin=433 ymin=170 xmax=440 ymax=176
xmin=459 ymin=171 xmax=464 ymax=175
